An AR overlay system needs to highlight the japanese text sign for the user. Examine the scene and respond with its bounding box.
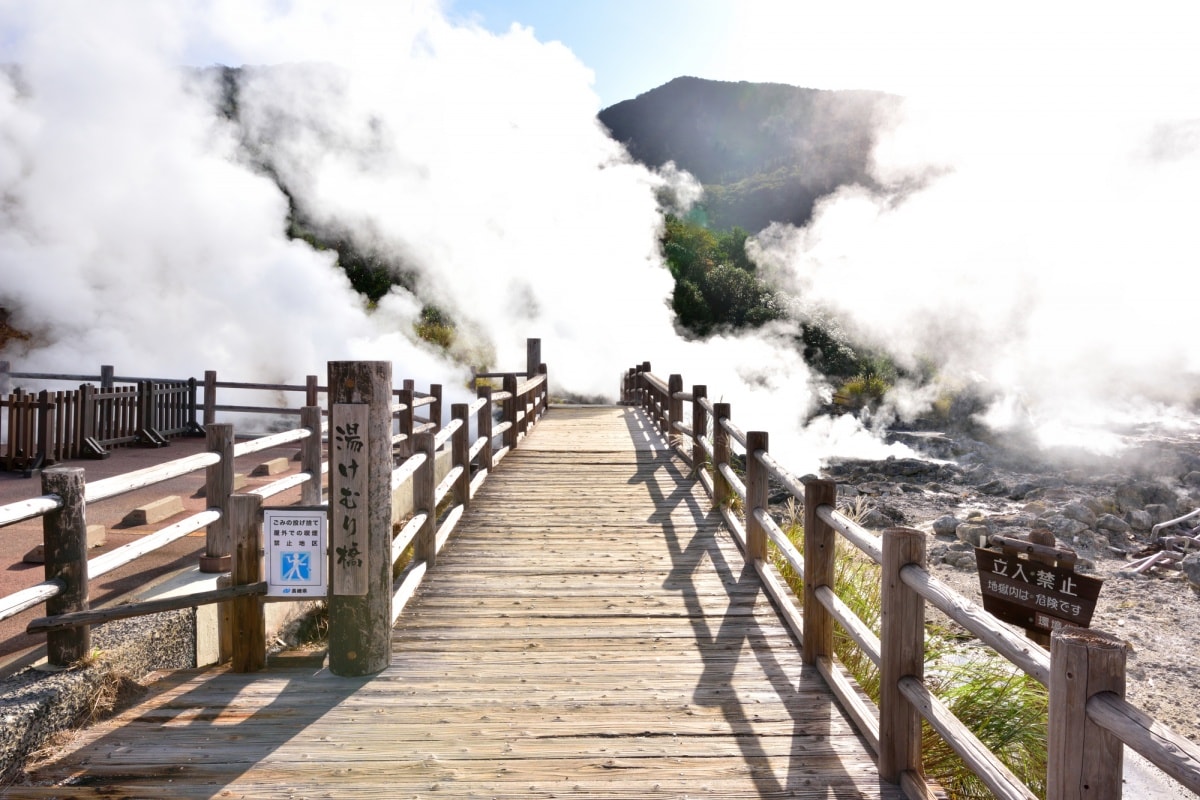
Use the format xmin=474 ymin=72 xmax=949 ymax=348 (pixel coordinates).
xmin=975 ymin=547 xmax=1102 ymax=634
xmin=330 ymin=403 xmax=369 ymax=595
xmin=264 ymin=507 xmax=327 ymax=598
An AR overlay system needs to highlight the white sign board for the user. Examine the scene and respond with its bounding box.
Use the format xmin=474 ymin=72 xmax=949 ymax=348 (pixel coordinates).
xmin=264 ymin=507 xmax=327 ymax=598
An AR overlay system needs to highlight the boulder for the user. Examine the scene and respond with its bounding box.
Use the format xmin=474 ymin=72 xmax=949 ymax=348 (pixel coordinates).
xmin=956 ymin=522 xmax=991 ymax=547
xmin=1182 ymin=553 xmax=1200 ymax=589
xmin=1062 ymin=501 xmax=1098 ymax=529
xmin=932 ymin=514 xmax=962 ymax=538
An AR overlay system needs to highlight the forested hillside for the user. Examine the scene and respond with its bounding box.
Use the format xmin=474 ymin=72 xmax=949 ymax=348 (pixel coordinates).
xmin=599 ymin=76 xmax=897 ymax=231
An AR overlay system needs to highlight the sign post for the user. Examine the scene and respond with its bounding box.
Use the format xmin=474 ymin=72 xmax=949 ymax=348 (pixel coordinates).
xmin=327 ymin=361 xmax=393 ymax=677
xmin=975 ymin=535 xmax=1103 ymax=637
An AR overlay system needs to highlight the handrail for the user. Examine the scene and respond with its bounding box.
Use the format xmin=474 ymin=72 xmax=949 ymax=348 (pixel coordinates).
xmin=626 ymin=359 xmax=1200 ymax=799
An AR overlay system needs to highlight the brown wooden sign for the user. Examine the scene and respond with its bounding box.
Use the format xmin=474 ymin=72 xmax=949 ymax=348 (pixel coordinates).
xmin=330 ymin=403 xmax=369 ymax=596
xmin=975 ymin=547 xmax=1103 ymax=634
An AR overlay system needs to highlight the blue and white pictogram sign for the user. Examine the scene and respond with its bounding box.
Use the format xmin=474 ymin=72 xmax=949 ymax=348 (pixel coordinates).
xmin=264 ymin=507 xmax=327 ymax=598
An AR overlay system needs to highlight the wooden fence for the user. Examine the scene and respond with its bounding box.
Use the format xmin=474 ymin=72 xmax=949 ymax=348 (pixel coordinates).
xmin=0 ymin=340 xmax=550 ymax=678
xmin=622 ymin=362 xmax=1200 ymax=800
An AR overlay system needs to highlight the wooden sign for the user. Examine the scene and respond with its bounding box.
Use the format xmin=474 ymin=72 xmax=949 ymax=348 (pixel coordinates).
xmin=975 ymin=547 xmax=1103 ymax=634
xmin=330 ymin=403 xmax=369 ymax=596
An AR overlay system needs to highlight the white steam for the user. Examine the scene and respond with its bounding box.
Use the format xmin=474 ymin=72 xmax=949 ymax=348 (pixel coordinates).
xmin=750 ymin=11 xmax=1200 ymax=454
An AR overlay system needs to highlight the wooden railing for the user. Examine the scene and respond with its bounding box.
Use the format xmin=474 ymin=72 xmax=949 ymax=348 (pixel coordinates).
xmin=622 ymin=363 xmax=1200 ymax=800
xmin=0 ymin=341 xmax=550 ymax=676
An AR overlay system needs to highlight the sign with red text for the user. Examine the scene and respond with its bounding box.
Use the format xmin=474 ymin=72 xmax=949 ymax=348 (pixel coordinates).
xmin=975 ymin=548 xmax=1103 ymax=634
xmin=330 ymin=403 xmax=369 ymax=595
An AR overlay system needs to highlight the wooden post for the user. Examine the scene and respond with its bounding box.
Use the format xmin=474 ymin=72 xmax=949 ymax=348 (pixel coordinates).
xmin=229 ymin=493 xmax=265 ymax=673
xmin=201 ymin=423 xmax=234 ymax=573
xmin=186 ymin=377 xmax=201 ymax=434
xmin=691 ymin=385 xmax=707 ymax=469
xmin=36 ymin=389 xmax=54 ymax=470
xmin=667 ymin=374 xmax=683 ymax=446
xmin=1048 ymin=628 xmax=1126 ymax=800
xmin=502 ymin=374 xmax=518 ymax=452
xmin=879 ymin=527 xmax=926 ymax=784
xmin=639 ymin=361 xmax=651 ymax=409
xmin=100 ymin=365 xmax=114 ymax=390
xmin=476 ymin=385 xmax=494 ymax=472
xmin=327 ymin=360 xmax=393 ymax=677
xmin=712 ymin=403 xmax=732 ymax=510
xmin=802 ymin=478 xmax=838 ymax=665
xmin=203 ymin=370 xmax=217 ymax=427
xmin=42 ymin=467 xmax=89 ymax=666
xmin=537 ymin=362 xmax=549 ymax=416
xmin=300 ymin=406 xmax=323 ymax=505
xmin=526 ymin=338 xmax=541 ymax=379
xmin=305 ymin=374 xmax=319 ymax=407
xmin=396 ymin=387 xmax=414 ymax=459
xmin=745 ymin=432 xmax=769 ymax=563
xmin=0 ymin=360 xmax=10 ymax=397
xmin=413 ymin=432 xmax=437 ymax=566
xmin=451 ymin=403 xmax=470 ymax=508
xmin=429 ymin=384 xmax=443 ymax=436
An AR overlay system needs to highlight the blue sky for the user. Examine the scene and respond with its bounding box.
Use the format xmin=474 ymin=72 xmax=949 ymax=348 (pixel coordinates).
xmin=443 ymin=0 xmax=738 ymax=107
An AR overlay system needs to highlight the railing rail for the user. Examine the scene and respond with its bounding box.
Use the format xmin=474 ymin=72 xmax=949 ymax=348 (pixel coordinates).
xmin=621 ymin=362 xmax=1200 ymax=800
xmin=0 ymin=340 xmax=550 ymax=677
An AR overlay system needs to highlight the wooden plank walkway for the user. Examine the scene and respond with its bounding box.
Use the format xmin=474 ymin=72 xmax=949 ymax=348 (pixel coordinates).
xmin=10 ymin=406 xmax=903 ymax=799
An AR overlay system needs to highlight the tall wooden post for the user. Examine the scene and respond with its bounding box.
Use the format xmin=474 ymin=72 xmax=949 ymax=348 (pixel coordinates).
xmin=691 ymin=385 xmax=707 ymax=470
xmin=879 ymin=527 xmax=926 ymax=784
xmin=203 ymin=370 xmax=217 ymax=427
xmin=502 ymin=374 xmax=518 ymax=452
xmin=745 ymin=432 xmax=769 ymax=563
xmin=476 ymin=385 xmax=494 ymax=472
xmin=100 ymin=365 xmax=114 ymax=390
xmin=537 ymin=363 xmax=549 ymax=417
xmin=429 ymin=384 xmax=443 ymax=436
xmin=526 ymin=338 xmax=541 ymax=379
xmin=201 ymin=423 xmax=234 ymax=573
xmin=300 ymin=406 xmax=323 ymax=505
xmin=0 ymin=360 xmax=10 ymax=398
xmin=1048 ymin=629 xmax=1126 ymax=800
xmin=712 ymin=403 xmax=732 ymax=510
xmin=451 ymin=404 xmax=471 ymax=508
xmin=327 ymin=361 xmax=393 ymax=677
xmin=667 ymin=374 xmax=683 ymax=446
xmin=396 ymin=386 xmax=414 ymax=459
xmin=42 ymin=467 xmax=89 ymax=666
xmin=229 ymin=493 xmax=265 ymax=673
xmin=36 ymin=389 xmax=54 ymax=469
xmin=802 ymin=478 xmax=838 ymax=665
xmin=413 ymin=432 xmax=437 ymax=566
xmin=305 ymin=375 xmax=319 ymax=407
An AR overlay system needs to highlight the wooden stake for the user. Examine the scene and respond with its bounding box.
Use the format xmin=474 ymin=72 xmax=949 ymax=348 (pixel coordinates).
xmin=42 ymin=467 xmax=89 ymax=667
xmin=230 ymin=493 xmax=265 ymax=673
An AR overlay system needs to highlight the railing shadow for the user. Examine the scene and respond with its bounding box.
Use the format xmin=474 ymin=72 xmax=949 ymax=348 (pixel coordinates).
xmin=621 ymin=405 xmax=892 ymax=797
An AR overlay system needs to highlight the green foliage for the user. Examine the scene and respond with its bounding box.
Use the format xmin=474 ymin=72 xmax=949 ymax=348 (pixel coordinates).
xmin=414 ymin=305 xmax=456 ymax=350
xmin=773 ymin=513 xmax=1049 ymax=799
xmin=662 ymin=215 xmax=783 ymax=336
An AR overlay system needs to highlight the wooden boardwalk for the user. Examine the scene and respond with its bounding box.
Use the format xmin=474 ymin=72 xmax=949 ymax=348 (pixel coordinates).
xmin=12 ymin=406 xmax=902 ymax=799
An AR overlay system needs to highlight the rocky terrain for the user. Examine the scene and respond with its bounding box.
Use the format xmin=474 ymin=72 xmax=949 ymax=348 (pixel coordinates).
xmin=817 ymin=423 xmax=1200 ymax=746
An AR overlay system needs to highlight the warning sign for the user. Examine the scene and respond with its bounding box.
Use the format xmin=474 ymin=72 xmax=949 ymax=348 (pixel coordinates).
xmin=264 ymin=507 xmax=327 ymax=598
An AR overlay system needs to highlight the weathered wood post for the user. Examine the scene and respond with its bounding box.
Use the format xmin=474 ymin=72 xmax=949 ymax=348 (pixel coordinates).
xmin=396 ymin=385 xmax=414 ymax=459
xmin=691 ymin=385 xmax=708 ymax=470
xmin=300 ymin=405 xmax=323 ymax=505
xmin=537 ymin=363 xmax=549 ymax=418
xmin=201 ymin=423 xmax=234 ymax=573
xmin=451 ymin=403 xmax=471 ymax=508
xmin=99 ymin=365 xmax=114 ymax=390
xmin=638 ymin=362 xmax=651 ymax=410
xmin=745 ymin=432 xmax=769 ymax=564
xmin=802 ymin=478 xmax=838 ymax=664
xmin=1048 ymin=628 xmax=1126 ymax=800
xmin=526 ymin=338 xmax=541 ymax=378
xmin=42 ymin=467 xmax=89 ymax=666
xmin=429 ymin=384 xmax=443 ymax=436
xmin=0 ymin=360 xmax=10 ymax=397
xmin=502 ymin=374 xmax=518 ymax=452
xmin=476 ymin=384 xmax=494 ymax=472
xmin=413 ymin=432 xmax=437 ymax=566
xmin=879 ymin=527 xmax=926 ymax=784
xmin=229 ymin=493 xmax=265 ymax=673
xmin=667 ymin=374 xmax=683 ymax=446
xmin=36 ymin=389 xmax=54 ymax=469
xmin=327 ymin=361 xmax=393 ymax=677
xmin=203 ymin=370 xmax=217 ymax=427
xmin=305 ymin=374 xmax=319 ymax=407
xmin=712 ymin=403 xmax=732 ymax=510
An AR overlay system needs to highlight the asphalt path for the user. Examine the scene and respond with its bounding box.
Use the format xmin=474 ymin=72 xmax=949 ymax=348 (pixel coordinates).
xmin=0 ymin=435 xmax=311 ymax=674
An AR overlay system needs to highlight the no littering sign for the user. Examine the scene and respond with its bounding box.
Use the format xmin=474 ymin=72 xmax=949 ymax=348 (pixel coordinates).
xmin=264 ymin=507 xmax=328 ymax=598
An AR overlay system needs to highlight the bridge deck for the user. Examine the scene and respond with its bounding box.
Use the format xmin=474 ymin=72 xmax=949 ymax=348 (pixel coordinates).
xmin=13 ymin=406 xmax=902 ymax=798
